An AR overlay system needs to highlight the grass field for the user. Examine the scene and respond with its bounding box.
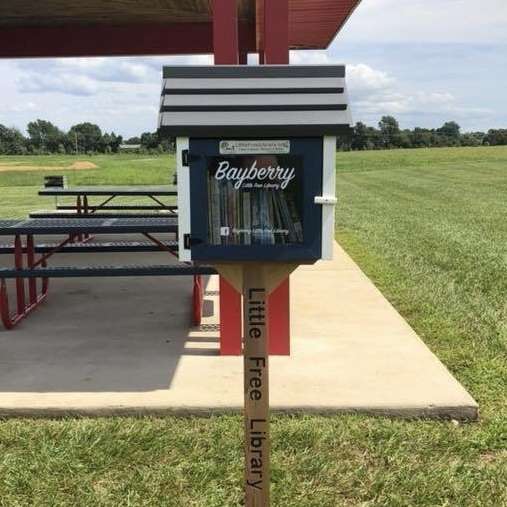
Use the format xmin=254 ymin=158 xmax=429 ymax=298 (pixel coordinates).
xmin=0 ymin=154 xmax=176 ymax=218
xmin=0 ymin=147 xmax=506 ymax=506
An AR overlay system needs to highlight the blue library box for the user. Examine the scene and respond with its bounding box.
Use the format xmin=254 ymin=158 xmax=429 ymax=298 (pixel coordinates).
xmin=158 ymin=65 xmax=352 ymax=263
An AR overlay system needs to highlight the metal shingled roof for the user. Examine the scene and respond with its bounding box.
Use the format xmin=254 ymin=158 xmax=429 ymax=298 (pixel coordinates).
xmin=158 ymin=65 xmax=353 ymax=137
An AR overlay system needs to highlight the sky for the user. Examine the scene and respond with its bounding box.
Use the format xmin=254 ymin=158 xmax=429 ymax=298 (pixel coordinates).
xmin=0 ymin=0 xmax=506 ymax=138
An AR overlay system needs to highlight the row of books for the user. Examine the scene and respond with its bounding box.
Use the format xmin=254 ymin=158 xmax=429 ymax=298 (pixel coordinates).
xmin=207 ymin=177 xmax=303 ymax=246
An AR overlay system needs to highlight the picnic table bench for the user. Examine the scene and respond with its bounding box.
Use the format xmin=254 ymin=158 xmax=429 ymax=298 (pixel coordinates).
xmin=0 ymin=217 xmax=215 ymax=330
xmin=39 ymin=185 xmax=178 ymax=197
xmin=29 ymin=212 xmax=178 ymax=219
xmin=39 ymin=184 xmax=178 ymax=241
xmin=39 ymin=185 xmax=177 ymax=214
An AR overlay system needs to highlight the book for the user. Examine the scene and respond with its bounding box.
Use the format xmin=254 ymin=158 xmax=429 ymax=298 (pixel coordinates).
xmin=207 ymin=156 xmax=304 ymax=247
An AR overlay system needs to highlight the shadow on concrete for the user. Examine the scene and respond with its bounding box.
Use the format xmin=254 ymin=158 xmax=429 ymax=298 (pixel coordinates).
xmin=0 ymin=248 xmax=219 ymax=392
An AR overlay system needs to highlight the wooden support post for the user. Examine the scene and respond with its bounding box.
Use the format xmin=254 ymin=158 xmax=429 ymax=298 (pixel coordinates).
xmin=213 ymin=0 xmax=244 ymax=356
xmin=212 ymin=0 xmax=239 ymax=65
xmin=220 ymin=276 xmax=242 ymax=355
xmin=263 ymin=0 xmax=289 ymax=65
xmin=243 ymin=265 xmax=270 ymax=505
xmin=268 ymin=279 xmax=290 ymax=355
xmin=262 ymin=0 xmax=291 ymax=356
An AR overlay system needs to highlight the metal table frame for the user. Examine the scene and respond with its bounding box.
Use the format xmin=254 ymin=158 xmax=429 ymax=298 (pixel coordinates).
xmin=39 ymin=186 xmax=178 ymax=242
xmin=0 ymin=217 xmax=210 ymax=330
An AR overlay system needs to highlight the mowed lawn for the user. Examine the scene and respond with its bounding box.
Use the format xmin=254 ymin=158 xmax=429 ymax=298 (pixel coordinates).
xmin=0 ymin=154 xmax=177 ymax=217
xmin=0 ymin=148 xmax=506 ymax=506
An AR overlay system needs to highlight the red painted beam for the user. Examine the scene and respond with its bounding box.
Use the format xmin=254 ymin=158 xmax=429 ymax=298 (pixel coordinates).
xmin=268 ymin=279 xmax=290 ymax=355
xmin=212 ymin=0 xmax=239 ymax=64
xmin=219 ymin=277 xmax=242 ymax=356
xmin=264 ymin=0 xmax=289 ymax=64
xmin=212 ymin=0 xmax=243 ymax=356
xmin=259 ymin=0 xmax=291 ymax=355
xmin=0 ymin=21 xmax=256 ymax=58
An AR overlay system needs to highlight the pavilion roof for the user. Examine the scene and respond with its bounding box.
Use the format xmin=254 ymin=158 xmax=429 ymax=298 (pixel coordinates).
xmin=0 ymin=0 xmax=361 ymax=57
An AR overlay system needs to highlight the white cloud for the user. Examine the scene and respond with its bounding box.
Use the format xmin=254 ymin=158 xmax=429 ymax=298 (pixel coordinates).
xmin=14 ymin=54 xmax=215 ymax=99
xmin=291 ymin=50 xmax=492 ymax=126
xmin=338 ymin=0 xmax=507 ymax=44
xmin=347 ymin=63 xmax=395 ymax=93
xmin=2 ymin=101 xmax=38 ymax=114
xmin=19 ymin=73 xmax=99 ymax=96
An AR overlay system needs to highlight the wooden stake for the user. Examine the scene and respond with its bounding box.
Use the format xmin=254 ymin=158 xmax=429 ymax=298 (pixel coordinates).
xmin=243 ymin=264 xmax=270 ymax=506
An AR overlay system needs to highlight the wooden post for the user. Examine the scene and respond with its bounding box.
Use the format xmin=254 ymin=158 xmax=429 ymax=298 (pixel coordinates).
xmin=243 ymin=264 xmax=270 ymax=506
xmin=263 ymin=0 xmax=289 ymax=65
xmin=213 ymin=0 xmax=244 ymax=356
xmin=220 ymin=276 xmax=243 ymax=355
xmin=260 ymin=0 xmax=292 ymax=356
xmin=212 ymin=0 xmax=239 ymax=65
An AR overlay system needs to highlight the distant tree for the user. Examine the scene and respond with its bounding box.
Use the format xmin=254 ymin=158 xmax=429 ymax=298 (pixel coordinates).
xmin=159 ymin=137 xmax=175 ymax=152
xmin=410 ymin=127 xmax=433 ymax=148
xmin=461 ymin=132 xmax=485 ymax=147
xmin=27 ymin=119 xmax=65 ymax=153
xmin=378 ymin=116 xmax=401 ymax=148
xmin=0 ymin=125 xmax=27 ymax=154
xmin=484 ymin=129 xmax=507 ymax=146
xmin=68 ymin=122 xmax=102 ymax=153
xmin=109 ymin=132 xmax=123 ymax=153
xmin=436 ymin=121 xmax=461 ymax=146
xmin=399 ymin=129 xmax=413 ymax=149
xmin=125 ymin=136 xmax=141 ymax=145
xmin=140 ymin=131 xmax=160 ymax=150
xmin=100 ymin=132 xmax=112 ymax=153
xmin=351 ymin=122 xmax=369 ymax=150
xmin=438 ymin=121 xmax=461 ymax=140
xmin=367 ymin=126 xmax=384 ymax=149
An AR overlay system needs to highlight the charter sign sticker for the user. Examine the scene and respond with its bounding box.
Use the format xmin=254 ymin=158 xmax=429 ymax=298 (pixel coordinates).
xmin=220 ymin=140 xmax=290 ymax=155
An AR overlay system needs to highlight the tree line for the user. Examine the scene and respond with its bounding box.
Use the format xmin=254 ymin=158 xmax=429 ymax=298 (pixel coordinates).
xmin=0 ymin=119 xmax=173 ymax=155
xmin=1 ymin=117 xmax=506 ymax=155
xmin=343 ymin=116 xmax=507 ymax=151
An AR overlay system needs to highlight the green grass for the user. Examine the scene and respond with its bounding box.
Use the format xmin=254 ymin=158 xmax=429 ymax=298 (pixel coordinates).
xmin=0 ymin=154 xmax=175 ymax=187
xmin=0 ymin=154 xmax=176 ymax=217
xmin=0 ymin=148 xmax=506 ymax=506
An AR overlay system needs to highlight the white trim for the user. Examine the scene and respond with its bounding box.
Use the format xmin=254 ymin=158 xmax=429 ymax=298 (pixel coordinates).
xmin=163 ymin=77 xmax=345 ymax=90
xmin=160 ymin=110 xmax=351 ymax=126
xmin=162 ymin=93 xmax=347 ymax=107
xmin=176 ymin=137 xmax=191 ymax=262
xmin=321 ymin=136 xmax=337 ymax=260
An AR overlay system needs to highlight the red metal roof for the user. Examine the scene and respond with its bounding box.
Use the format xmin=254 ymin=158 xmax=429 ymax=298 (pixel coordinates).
xmin=0 ymin=0 xmax=361 ymax=58
xmin=289 ymin=0 xmax=361 ymax=48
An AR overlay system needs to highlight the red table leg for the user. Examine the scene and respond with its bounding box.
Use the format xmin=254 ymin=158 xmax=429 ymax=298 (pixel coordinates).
xmin=14 ymin=235 xmax=26 ymax=316
xmin=192 ymin=275 xmax=204 ymax=326
xmin=83 ymin=195 xmax=90 ymax=240
xmin=76 ymin=195 xmax=83 ymax=242
xmin=26 ymin=234 xmax=37 ymax=305
xmin=0 ymin=235 xmax=49 ymax=330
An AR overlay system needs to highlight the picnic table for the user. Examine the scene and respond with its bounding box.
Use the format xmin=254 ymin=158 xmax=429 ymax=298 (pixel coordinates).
xmin=38 ymin=185 xmax=178 ymax=241
xmin=39 ymin=185 xmax=177 ymax=197
xmin=39 ymin=185 xmax=178 ymax=215
xmin=0 ymin=217 xmax=214 ymax=330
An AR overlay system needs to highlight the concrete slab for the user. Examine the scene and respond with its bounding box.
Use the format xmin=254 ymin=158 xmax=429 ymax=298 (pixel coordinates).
xmin=0 ymin=239 xmax=478 ymax=419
